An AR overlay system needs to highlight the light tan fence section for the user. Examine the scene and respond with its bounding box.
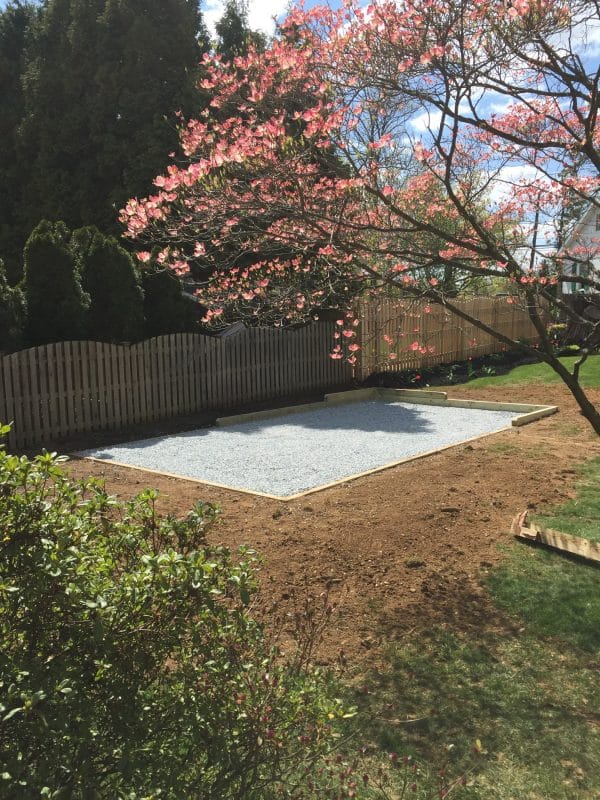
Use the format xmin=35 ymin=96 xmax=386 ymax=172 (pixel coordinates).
xmin=0 ymin=324 xmax=351 ymax=450
xmin=354 ymin=297 xmax=543 ymax=380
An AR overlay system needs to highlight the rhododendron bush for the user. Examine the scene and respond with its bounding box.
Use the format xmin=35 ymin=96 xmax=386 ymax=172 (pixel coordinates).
xmin=122 ymin=0 xmax=600 ymax=432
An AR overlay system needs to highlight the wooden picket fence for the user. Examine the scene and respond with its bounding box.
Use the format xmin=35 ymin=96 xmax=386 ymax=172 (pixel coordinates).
xmin=0 ymin=323 xmax=351 ymax=450
xmin=353 ymin=296 xmax=544 ymax=380
xmin=0 ymin=298 xmax=544 ymax=451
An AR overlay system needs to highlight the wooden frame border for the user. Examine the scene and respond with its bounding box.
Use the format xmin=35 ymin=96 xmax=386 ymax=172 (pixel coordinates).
xmin=512 ymin=510 xmax=600 ymax=563
xmin=78 ymin=389 xmax=558 ymax=500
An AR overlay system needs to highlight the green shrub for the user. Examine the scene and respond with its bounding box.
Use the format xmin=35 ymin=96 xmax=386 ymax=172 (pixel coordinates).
xmin=0 ymin=428 xmax=355 ymax=799
xmin=142 ymin=264 xmax=199 ymax=338
xmin=22 ymin=220 xmax=89 ymax=346
xmin=0 ymin=260 xmax=25 ymax=353
xmin=74 ymin=226 xmax=145 ymax=343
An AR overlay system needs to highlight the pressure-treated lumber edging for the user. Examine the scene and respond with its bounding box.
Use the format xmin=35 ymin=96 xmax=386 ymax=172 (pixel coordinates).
xmin=373 ymin=388 xmax=558 ymax=424
xmin=81 ymin=391 xmax=560 ymax=502
xmin=511 ymin=510 xmax=600 ymax=564
xmin=216 ymin=387 xmax=558 ymax=427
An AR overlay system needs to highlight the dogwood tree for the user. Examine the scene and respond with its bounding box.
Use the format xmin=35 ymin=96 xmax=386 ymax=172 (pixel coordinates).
xmin=121 ymin=0 xmax=600 ymax=433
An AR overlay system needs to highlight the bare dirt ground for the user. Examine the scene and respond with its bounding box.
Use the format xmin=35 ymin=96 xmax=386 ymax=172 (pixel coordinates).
xmin=65 ymin=383 xmax=600 ymax=665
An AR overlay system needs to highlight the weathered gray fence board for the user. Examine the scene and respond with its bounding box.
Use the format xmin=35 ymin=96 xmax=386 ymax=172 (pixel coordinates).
xmin=0 ymin=323 xmax=350 ymax=450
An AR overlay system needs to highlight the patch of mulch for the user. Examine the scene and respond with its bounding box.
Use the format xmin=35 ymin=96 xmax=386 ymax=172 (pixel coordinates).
xmin=64 ymin=383 xmax=600 ymax=666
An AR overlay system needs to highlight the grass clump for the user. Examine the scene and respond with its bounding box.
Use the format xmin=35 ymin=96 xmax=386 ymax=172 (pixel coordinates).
xmin=356 ymin=626 xmax=599 ymax=800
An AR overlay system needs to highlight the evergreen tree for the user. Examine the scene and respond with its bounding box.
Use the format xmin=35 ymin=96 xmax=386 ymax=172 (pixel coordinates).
xmin=16 ymin=0 xmax=209 ymax=243
xmin=18 ymin=0 xmax=104 ymax=234
xmin=0 ymin=1 xmax=39 ymax=282
xmin=92 ymin=0 xmax=209 ymax=220
xmin=142 ymin=267 xmax=199 ymax=338
xmin=22 ymin=221 xmax=90 ymax=346
xmin=0 ymin=260 xmax=26 ymax=353
xmin=215 ymin=0 xmax=266 ymax=60
xmin=74 ymin=226 xmax=145 ymax=343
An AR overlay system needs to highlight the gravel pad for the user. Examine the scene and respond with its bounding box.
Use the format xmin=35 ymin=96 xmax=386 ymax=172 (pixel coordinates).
xmin=80 ymin=400 xmax=517 ymax=497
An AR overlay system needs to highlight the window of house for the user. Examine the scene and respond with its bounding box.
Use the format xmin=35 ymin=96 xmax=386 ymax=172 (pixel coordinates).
xmin=571 ymin=263 xmax=579 ymax=294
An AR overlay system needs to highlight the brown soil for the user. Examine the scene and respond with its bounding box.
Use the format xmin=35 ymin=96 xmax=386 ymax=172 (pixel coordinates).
xmin=65 ymin=383 xmax=600 ymax=666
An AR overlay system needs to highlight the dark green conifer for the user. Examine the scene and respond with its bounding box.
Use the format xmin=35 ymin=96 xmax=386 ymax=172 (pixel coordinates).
xmin=142 ymin=266 xmax=198 ymax=338
xmin=14 ymin=0 xmax=208 ymax=242
xmin=75 ymin=226 xmax=145 ymax=343
xmin=0 ymin=260 xmax=26 ymax=353
xmin=22 ymin=221 xmax=90 ymax=346
xmin=215 ymin=0 xmax=266 ymax=60
xmin=0 ymin=2 xmax=39 ymax=281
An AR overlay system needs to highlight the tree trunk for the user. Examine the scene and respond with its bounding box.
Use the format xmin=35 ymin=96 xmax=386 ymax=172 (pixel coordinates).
xmin=546 ymin=354 xmax=600 ymax=436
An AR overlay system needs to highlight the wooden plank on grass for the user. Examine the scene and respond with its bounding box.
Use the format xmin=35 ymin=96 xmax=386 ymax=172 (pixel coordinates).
xmin=511 ymin=510 xmax=600 ymax=564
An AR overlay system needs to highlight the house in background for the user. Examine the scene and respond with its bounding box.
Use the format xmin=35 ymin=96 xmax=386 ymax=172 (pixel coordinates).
xmin=558 ymin=202 xmax=600 ymax=294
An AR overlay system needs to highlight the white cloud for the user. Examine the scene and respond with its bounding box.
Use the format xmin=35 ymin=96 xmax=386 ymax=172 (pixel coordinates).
xmin=247 ymin=0 xmax=289 ymax=35
xmin=487 ymin=165 xmax=539 ymax=206
xmin=487 ymin=96 xmax=514 ymax=116
xmin=409 ymin=109 xmax=444 ymax=133
xmin=203 ymin=0 xmax=290 ymax=40
xmin=409 ymin=96 xmax=480 ymax=134
xmin=202 ymin=1 xmax=223 ymax=38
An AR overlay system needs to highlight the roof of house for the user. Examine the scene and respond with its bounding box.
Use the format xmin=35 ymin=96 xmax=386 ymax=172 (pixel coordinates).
xmin=558 ymin=200 xmax=599 ymax=256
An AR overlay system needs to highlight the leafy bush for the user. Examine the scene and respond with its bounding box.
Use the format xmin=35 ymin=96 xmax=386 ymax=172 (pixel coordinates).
xmin=0 ymin=428 xmax=355 ymax=799
xmin=0 ymin=260 xmax=25 ymax=353
xmin=22 ymin=220 xmax=89 ymax=346
xmin=74 ymin=226 xmax=145 ymax=343
xmin=364 ymin=349 xmax=526 ymax=389
xmin=142 ymin=263 xmax=199 ymax=338
xmin=547 ymin=322 xmax=568 ymax=352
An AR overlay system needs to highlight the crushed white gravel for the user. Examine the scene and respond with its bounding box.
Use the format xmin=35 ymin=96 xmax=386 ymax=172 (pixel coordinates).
xmin=79 ymin=400 xmax=517 ymax=497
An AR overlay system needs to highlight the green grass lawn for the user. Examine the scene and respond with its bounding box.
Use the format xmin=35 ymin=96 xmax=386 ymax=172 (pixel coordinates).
xmin=534 ymin=456 xmax=600 ymax=544
xmin=351 ymin=442 xmax=600 ymax=798
xmin=354 ymin=547 xmax=600 ymax=799
xmin=464 ymin=355 xmax=600 ymax=544
xmin=461 ymin=353 xmax=600 ymax=390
